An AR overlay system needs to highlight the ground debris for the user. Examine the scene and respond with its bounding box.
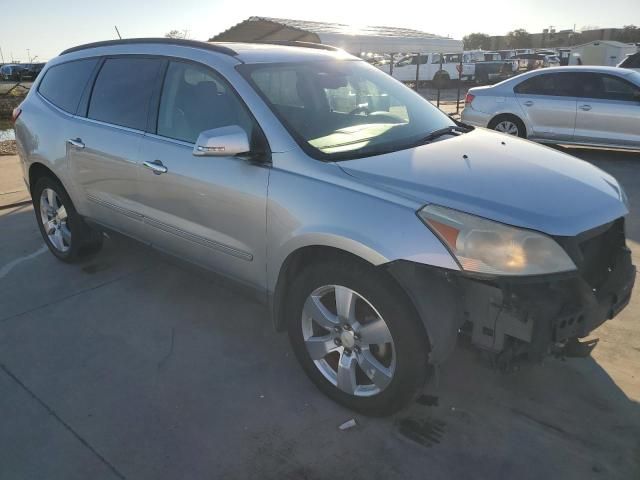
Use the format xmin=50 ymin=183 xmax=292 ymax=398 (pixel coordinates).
xmin=338 ymin=418 xmax=357 ymax=430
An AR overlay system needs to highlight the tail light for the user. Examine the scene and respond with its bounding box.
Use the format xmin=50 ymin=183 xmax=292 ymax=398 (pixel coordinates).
xmin=11 ymin=106 xmax=22 ymax=124
xmin=465 ymin=93 xmax=475 ymax=105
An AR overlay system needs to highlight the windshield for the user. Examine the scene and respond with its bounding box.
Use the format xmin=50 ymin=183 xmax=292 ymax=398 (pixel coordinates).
xmin=238 ymin=60 xmax=455 ymax=161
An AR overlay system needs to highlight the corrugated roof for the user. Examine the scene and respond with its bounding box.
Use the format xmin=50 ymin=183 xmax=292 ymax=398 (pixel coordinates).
xmin=210 ymin=16 xmax=462 ymax=54
xmin=242 ymin=16 xmax=450 ymax=40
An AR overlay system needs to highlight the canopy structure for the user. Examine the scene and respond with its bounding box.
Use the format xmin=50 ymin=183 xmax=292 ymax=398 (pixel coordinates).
xmin=209 ymin=17 xmax=463 ymax=54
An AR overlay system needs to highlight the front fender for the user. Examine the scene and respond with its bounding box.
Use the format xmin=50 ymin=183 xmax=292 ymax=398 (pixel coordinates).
xmin=266 ymin=158 xmax=460 ymax=294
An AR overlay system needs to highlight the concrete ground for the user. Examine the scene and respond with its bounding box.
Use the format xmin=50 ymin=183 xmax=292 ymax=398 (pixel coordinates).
xmin=0 ymin=148 xmax=639 ymax=480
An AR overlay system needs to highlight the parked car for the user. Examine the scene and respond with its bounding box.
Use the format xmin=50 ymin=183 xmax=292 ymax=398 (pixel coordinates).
xmin=0 ymin=64 xmax=32 ymax=81
xmin=23 ymin=62 xmax=46 ymax=78
xmin=462 ymin=66 xmax=640 ymax=149
xmin=512 ymin=53 xmax=560 ymax=72
xmin=618 ymin=51 xmax=640 ymax=72
xmin=378 ymin=52 xmax=460 ymax=87
xmin=14 ymin=40 xmax=635 ymax=415
xmin=460 ymin=50 xmax=518 ymax=83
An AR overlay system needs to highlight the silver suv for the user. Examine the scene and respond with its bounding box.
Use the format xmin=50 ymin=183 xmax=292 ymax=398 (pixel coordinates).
xmin=15 ymin=39 xmax=635 ymax=415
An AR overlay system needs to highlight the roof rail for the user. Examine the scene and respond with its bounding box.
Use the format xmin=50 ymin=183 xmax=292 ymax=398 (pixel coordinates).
xmin=253 ymin=40 xmax=341 ymax=52
xmin=60 ymin=38 xmax=237 ymax=56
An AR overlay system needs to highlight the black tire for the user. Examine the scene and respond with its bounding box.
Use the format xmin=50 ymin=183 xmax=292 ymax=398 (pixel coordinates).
xmin=286 ymin=259 xmax=430 ymax=416
xmin=488 ymin=114 xmax=527 ymax=138
xmin=433 ymin=72 xmax=450 ymax=90
xmin=32 ymin=176 xmax=103 ymax=263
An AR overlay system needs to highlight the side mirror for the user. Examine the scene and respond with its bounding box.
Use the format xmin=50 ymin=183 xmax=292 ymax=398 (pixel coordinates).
xmin=193 ymin=125 xmax=250 ymax=157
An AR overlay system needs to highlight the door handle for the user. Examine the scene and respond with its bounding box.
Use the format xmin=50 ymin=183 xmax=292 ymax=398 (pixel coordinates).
xmin=143 ymin=160 xmax=168 ymax=175
xmin=580 ymin=104 xmax=592 ymax=111
xmin=523 ymin=100 xmax=534 ymax=107
xmin=66 ymin=138 xmax=85 ymax=149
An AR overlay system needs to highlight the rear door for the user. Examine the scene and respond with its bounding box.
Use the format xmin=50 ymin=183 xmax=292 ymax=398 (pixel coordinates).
xmin=136 ymin=60 xmax=270 ymax=288
xmin=573 ymin=72 xmax=640 ymax=148
xmin=513 ymin=72 xmax=578 ymax=141
xmin=68 ymin=56 xmax=164 ymax=239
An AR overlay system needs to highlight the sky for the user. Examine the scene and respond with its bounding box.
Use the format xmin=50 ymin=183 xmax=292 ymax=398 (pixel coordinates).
xmin=1 ymin=0 xmax=639 ymax=62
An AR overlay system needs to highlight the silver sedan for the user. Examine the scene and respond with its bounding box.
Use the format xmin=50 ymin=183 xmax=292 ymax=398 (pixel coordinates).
xmin=462 ymin=66 xmax=640 ymax=150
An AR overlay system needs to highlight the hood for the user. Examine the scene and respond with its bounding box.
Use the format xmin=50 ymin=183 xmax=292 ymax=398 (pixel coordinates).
xmin=338 ymin=129 xmax=628 ymax=236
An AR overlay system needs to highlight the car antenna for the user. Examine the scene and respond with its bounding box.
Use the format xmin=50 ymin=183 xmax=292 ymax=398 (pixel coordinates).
xmin=114 ymin=26 xmax=122 ymax=40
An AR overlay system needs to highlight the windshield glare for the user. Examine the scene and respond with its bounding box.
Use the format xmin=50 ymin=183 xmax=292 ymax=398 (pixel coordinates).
xmin=239 ymin=60 xmax=455 ymax=161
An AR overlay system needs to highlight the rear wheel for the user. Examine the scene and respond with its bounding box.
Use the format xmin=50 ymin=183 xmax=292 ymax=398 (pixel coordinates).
xmin=33 ymin=177 xmax=103 ymax=262
xmin=489 ymin=114 xmax=527 ymax=138
xmin=286 ymin=259 xmax=430 ymax=416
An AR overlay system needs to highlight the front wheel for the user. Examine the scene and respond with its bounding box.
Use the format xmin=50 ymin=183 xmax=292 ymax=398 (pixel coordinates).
xmin=286 ymin=260 xmax=430 ymax=416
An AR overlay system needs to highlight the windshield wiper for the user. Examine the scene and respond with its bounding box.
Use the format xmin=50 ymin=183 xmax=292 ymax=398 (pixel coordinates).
xmin=412 ymin=125 xmax=471 ymax=147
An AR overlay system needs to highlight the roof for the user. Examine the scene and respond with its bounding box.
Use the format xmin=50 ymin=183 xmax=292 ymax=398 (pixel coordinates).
xmin=571 ymin=40 xmax=638 ymax=49
xmin=210 ymin=16 xmax=462 ymax=54
xmin=57 ymin=38 xmax=357 ymax=64
xmin=505 ymin=65 xmax=640 ymax=82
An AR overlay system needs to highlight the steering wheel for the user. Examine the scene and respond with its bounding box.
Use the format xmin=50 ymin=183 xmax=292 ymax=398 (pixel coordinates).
xmin=348 ymin=106 xmax=371 ymax=116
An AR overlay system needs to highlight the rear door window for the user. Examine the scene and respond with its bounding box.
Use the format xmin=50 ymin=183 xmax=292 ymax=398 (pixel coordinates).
xmin=38 ymin=59 xmax=98 ymax=114
xmin=88 ymin=57 xmax=163 ymax=131
xmin=514 ymin=73 xmax=577 ymax=96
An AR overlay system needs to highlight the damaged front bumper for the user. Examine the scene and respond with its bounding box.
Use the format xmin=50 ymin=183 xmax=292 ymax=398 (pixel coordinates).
xmin=387 ymin=218 xmax=636 ymax=365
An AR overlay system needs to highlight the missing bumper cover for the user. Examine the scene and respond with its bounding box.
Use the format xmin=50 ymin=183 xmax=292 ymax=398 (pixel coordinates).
xmin=386 ymin=239 xmax=635 ymax=365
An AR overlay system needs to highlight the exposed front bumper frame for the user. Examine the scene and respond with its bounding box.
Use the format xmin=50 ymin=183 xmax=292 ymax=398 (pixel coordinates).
xmin=386 ymin=244 xmax=635 ymax=365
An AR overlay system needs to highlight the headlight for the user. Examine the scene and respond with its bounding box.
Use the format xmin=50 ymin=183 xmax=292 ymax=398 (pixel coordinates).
xmin=418 ymin=205 xmax=576 ymax=276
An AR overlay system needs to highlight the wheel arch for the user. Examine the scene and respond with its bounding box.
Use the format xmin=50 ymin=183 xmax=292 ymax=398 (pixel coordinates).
xmin=270 ymin=239 xmax=387 ymax=333
xmin=28 ymin=162 xmax=64 ymax=195
xmin=27 ymin=161 xmax=84 ymax=212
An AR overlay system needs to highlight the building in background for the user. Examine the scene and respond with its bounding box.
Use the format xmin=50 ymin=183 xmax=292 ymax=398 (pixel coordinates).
xmin=568 ymin=40 xmax=638 ymax=66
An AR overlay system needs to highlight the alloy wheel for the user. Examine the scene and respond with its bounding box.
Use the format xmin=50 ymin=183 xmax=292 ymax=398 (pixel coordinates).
xmin=39 ymin=187 xmax=71 ymax=253
xmin=494 ymin=120 xmax=520 ymax=136
xmin=301 ymin=285 xmax=396 ymax=397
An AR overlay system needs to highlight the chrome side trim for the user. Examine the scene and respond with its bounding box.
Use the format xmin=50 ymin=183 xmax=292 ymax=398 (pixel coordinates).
xmin=87 ymin=193 xmax=143 ymax=221
xmin=144 ymin=132 xmax=194 ymax=149
xmin=144 ymin=216 xmax=253 ymax=261
xmin=78 ymin=116 xmax=146 ymax=135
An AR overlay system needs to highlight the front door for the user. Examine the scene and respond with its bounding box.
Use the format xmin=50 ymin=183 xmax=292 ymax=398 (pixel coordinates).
xmin=513 ymin=72 xmax=578 ymax=141
xmin=136 ymin=60 xmax=270 ymax=289
xmin=573 ymin=72 xmax=640 ymax=148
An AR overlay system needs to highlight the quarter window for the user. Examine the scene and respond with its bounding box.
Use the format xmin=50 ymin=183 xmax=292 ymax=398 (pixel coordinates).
xmin=38 ymin=59 xmax=98 ymax=114
xmin=156 ymin=61 xmax=254 ymax=144
xmin=88 ymin=57 xmax=163 ymax=130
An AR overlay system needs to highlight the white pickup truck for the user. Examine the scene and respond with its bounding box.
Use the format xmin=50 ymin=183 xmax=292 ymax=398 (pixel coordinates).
xmin=378 ymin=52 xmax=462 ymax=87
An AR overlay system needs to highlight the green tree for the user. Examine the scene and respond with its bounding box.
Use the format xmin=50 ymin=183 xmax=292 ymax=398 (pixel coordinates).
xmin=617 ymin=25 xmax=640 ymax=43
xmin=506 ymin=29 xmax=532 ymax=49
xmin=165 ymin=29 xmax=189 ymax=39
xmin=463 ymin=32 xmax=491 ymax=50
